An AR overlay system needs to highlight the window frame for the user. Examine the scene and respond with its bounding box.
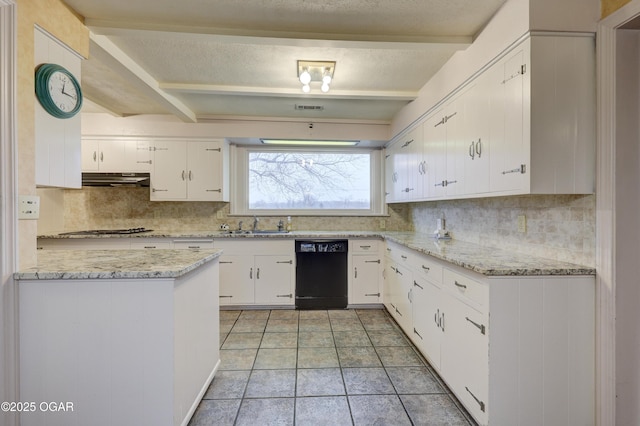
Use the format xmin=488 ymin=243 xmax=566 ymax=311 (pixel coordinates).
xmin=230 ymin=145 xmax=386 ymax=216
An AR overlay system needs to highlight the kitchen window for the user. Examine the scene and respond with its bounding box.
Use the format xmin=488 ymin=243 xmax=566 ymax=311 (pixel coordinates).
xmin=231 ymin=146 xmax=385 ymax=216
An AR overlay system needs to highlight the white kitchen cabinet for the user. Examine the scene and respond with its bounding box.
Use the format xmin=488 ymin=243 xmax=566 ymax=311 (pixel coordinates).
xmin=385 ymin=126 xmax=421 ymax=202
xmin=151 ymin=139 xmax=229 ymax=202
xmin=386 ymin=34 xmax=595 ymax=203
xmin=254 ymin=255 xmax=295 ymax=304
xmin=384 ymin=241 xmax=594 ymax=426
xmin=384 ymin=242 xmax=414 ymax=331
xmin=213 ymin=240 xmax=295 ymax=307
xmin=218 ymin=255 xmax=255 ymax=305
xmin=34 ymin=27 xmax=82 ymax=189
xmin=82 ymin=138 xmax=152 ymax=172
xmin=349 ymin=239 xmax=383 ymax=305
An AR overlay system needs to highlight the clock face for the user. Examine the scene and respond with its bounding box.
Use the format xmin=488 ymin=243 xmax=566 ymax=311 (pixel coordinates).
xmin=48 ymin=70 xmax=79 ymax=113
xmin=35 ymin=63 xmax=83 ymax=119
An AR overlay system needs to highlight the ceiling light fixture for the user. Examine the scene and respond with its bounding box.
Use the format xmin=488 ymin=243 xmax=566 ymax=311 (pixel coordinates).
xmin=297 ymin=60 xmax=335 ymax=93
xmin=261 ymin=139 xmax=359 ymax=146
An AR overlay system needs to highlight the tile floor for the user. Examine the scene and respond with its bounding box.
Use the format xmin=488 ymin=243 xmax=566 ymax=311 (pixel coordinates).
xmin=188 ymin=308 xmax=477 ymax=426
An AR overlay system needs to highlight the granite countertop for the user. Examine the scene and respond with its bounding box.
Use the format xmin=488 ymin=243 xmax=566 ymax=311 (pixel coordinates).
xmin=36 ymin=229 xmax=595 ymax=277
xmin=14 ymin=249 xmax=222 ymax=280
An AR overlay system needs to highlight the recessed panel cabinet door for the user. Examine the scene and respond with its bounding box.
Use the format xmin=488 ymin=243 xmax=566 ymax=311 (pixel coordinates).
xmin=412 ymin=276 xmax=442 ymax=369
xmin=254 ymin=255 xmax=294 ymax=305
xmin=351 ymin=255 xmax=382 ymax=304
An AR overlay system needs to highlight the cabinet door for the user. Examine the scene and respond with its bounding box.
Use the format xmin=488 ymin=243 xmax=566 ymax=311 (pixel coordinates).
xmin=424 ymin=108 xmax=447 ymax=199
xmin=463 ymin=79 xmax=491 ymax=195
xmin=412 ymin=276 xmax=442 ymax=369
xmin=254 ymin=255 xmax=294 ymax=305
xmin=124 ymin=140 xmax=152 ymax=172
xmin=490 ymin=48 xmax=528 ymax=194
xmin=443 ymin=92 xmax=466 ymax=197
xmin=404 ymin=126 xmax=422 ymax=200
xmin=393 ymin=263 xmax=413 ymax=333
xmin=98 ymin=140 xmax=127 ymax=172
xmin=186 ymin=141 xmax=223 ymax=201
xmin=383 ymin=257 xmax=397 ymax=314
xmin=151 ymin=140 xmax=187 ymax=200
xmin=81 ymin=139 xmax=100 ymax=171
xmin=440 ymin=292 xmax=489 ymax=424
xmin=218 ymin=255 xmax=255 ymax=305
xmin=351 ymin=255 xmax=382 ymax=304
xmin=385 ymin=142 xmax=404 ymax=202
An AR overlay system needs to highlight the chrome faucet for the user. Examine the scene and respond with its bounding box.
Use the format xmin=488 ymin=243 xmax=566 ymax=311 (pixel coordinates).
xmin=252 ymin=216 xmax=260 ymax=231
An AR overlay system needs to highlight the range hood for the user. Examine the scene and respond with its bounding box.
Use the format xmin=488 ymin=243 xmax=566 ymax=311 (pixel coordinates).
xmin=82 ymin=172 xmax=150 ymax=187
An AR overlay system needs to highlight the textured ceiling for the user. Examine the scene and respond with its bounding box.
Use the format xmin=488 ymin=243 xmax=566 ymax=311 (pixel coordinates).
xmin=66 ymin=0 xmax=508 ymax=122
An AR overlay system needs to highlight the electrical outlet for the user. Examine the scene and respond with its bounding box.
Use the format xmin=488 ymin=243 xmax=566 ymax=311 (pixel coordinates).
xmin=379 ymin=219 xmax=386 ymax=229
xmin=216 ymin=210 xmax=224 ymax=219
xmin=19 ymin=195 xmax=40 ymax=220
xmin=517 ymin=215 xmax=526 ymax=233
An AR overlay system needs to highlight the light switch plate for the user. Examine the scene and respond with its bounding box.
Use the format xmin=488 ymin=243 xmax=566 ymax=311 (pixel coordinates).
xmin=19 ymin=195 xmax=40 ymax=220
xmin=379 ymin=219 xmax=386 ymax=229
xmin=517 ymin=215 xmax=526 ymax=233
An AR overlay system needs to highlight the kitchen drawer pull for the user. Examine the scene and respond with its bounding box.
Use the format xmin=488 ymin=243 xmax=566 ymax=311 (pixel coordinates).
xmin=365 ymin=293 xmax=380 ymax=297
xmin=219 ymin=295 xmax=233 ymax=298
xmin=181 ymin=170 xmax=186 ymax=180
xmin=276 ymin=260 xmax=293 ymax=264
xmin=137 ymin=160 xmax=152 ymax=164
xmin=256 ymin=268 xmax=260 ymax=279
xmin=441 ymin=313 xmax=445 ymax=331
xmin=92 ymin=151 xmax=97 ymax=162
xmin=188 ymin=170 xmax=193 ymax=181
xmin=502 ymin=164 xmax=526 ymax=175
xmin=206 ymin=189 xmax=222 ymax=192
xmin=454 ymin=281 xmax=467 ymax=289
xmin=365 ymin=259 xmax=381 ymax=264
xmin=152 ymin=188 xmax=168 ymax=192
xmin=277 ymin=293 xmax=293 ymax=298
xmin=395 ymin=268 xmax=403 ymax=276
xmin=359 ymin=245 xmax=371 ymax=249
xmin=475 ymin=138 xmax=482 ymax=157
xmin=413 ymin=281 xmax=423 ymax=290
xmin=401 ymin=255 xmax=408 ymax=260
xmin=465 ymin=387 xmax=486 ymax=412
xmin=421 ymin=265 xmax=430 ymax=272
xmin=144 ymin=246 xmax=156 ymax=249
xmin=395 ymin=307 xmax=402 ymax=316
xmin=100 ymin=152 xmax=104 ymax=162
xmin=206 ymin=148 xmax=222 ymax=152
xmin=354 ymin=267 xmax=358 ymax=278
xmin=413 ymin=328 xmax=423 ymax=339
xmin=465 ymin=317 xmax=486 ymax=335
xmin=187 ymin=246 xmax=201 ymax=249
xmin=469 ymin=141 xmax=475 ymax=159
xmin=249 ymin=268 xmax=253 ymax=279
xmin=219 ymin=261 xmax=233 ymax=264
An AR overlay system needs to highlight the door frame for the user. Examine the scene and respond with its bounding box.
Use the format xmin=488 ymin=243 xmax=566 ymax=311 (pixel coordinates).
xmin=0 ymin=1 xmax=19 ymax=425
xmin=597 ymin=2 xmax=640 ymax=425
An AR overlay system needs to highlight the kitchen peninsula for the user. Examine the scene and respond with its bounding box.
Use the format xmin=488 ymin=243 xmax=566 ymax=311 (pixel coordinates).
xmin=14 ymin=249 xmax=222 ymax=426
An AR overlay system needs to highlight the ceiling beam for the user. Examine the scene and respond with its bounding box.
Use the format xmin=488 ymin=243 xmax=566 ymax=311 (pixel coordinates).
xmin=86 ymin=20 xmax=472 ymax=50
xmin=160 ymin=83 xmax=418 ymax=101
xmin=89 ymin=33 xmax=197 ymax=123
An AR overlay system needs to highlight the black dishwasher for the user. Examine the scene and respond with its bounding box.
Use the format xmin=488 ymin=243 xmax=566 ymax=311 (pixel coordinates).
xmin=295 ymin=240 xmax=348 ymax=309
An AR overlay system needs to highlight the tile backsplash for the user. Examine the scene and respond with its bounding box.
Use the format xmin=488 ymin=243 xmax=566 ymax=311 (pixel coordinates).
xmin=408 ymin=194 xmax=595 ymax=266
xmin=40 ymin=187 xmax=595 ymax=266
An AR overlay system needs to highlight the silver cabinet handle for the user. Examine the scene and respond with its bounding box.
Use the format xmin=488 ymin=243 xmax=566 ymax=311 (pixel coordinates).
xmin=365 ymin=259 xmax=381 ymax=264
xmin=187 ymin=246 xmax=200 ymax=249
xmin=441 ymin=312 xmax=445 ymax=331
xmin=143 ymin=246 xmax=156 ymax=249
xmin=250 ymin=267 xmax=253 ymax=279
xmin=413 ymin=281 xmax=423 ymax=290
xmin=256 ymin=268 xmax=260 ymax=279
xmin=502 ymin=164 xmax=526 ymax=175
xmin=422 ymin=265 xmax=430 ymax=272
xmin=205 ymin=147 xmax=222 ymax=152
xmin=475 ymin=138 xmax=482 ymax=157
xmin=365 ymin=293 xmax=380 ymax=297
xmin=354 ymin=267 xmax=357 ymax=279
xmin=181 ymin=170 xmax=186 ymax=180
xmin=401 ymin=255 xmax=407 ymax=260
xmin=465 ymin=387 xmax=486 ymax=413
xmin=93 ymin=151 xmax=97 ymax=162
xmin=219 ymin=261 xmax=233 ymax=264
xmin=152 ymin=188 xmax=168 ymax=192
xmin=277 ymin=294 xmax=293 ymax=298
xmin=359 ymin=245 xmax=371 ymax=249
xmin=469 ymin=141 xmax=475 ymax=159
xmin=413 ymin=327 xmax=423 ymax=339
xmin=276 ymin=260 xmax=293 ymax=264
xmin=137 ymin=160 xmax=152 ymax=164
xmin=219 ymin=295 xmax=233 ymax=299
xmin=466 ymin=317 xmax=486 ymax=335
xmin=100 ymin=152 xmax=104 ymax=162
xmin=188 ymin=170 xmax=193 ymax=181
xmin=206 ymin=189 xmax=222 ymax=193
xmin=454 ymin=280 xmax=467 ymax=289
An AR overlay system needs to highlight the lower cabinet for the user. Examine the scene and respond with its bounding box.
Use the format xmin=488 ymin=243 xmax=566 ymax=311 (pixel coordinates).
xmin=384 ymin=242 xmax=595 ymax=426
xmin=349 ymin=239 xmax=383 ymax=305
xmin=214 ymin=240 xmax=295 ymax=307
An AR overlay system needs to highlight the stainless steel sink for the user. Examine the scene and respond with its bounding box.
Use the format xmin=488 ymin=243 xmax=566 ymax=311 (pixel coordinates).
xmin=225 ymin=229 xmax=290 ymax=235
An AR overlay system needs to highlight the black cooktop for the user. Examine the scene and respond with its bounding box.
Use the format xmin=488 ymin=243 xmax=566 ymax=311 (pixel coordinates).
xmin=59 ymin=227 xmax=153 ymax=236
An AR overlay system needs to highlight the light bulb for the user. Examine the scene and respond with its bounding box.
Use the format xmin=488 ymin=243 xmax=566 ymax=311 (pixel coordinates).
xmin=299 ymin=69 xmax=311 ymax=85
xmin=321 ymin=82 xmax=330 ymax=93
xmin=322 ymin=74 xmax=332 ymax=85
xmin=302 ymin=84 xmax=310 ymax=93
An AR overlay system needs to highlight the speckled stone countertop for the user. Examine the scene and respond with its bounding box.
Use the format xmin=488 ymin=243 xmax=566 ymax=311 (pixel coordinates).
xmin=383 ymin=232 xmax=595 ymax=276
xmin=37 ymin=230 xmax=595 ymax=277
xmin=14 ymin=249 xmax=222 ymax=280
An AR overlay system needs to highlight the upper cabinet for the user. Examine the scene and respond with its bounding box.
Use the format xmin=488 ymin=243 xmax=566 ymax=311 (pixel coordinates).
xmin=81 ymin=138 xmax=151 ymax=172
xmin=150 ymin=139 xmax=229 ymax=202
xmin=34 ymin=28 xmax=83 ymax=189
xmin=385 ymin=33 xmax=595 ymax=203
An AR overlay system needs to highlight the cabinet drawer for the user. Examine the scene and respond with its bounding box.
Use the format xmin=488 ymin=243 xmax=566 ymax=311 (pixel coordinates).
xmin=443 ymin=269 xmax=488 ymax=309
xmin=385 ymin=242 xmax=414 ymax=265
xmin=173 ymin=239 xmax=214 ymax=249
xmin=350 ymin=240 xmax=380 ymax=254
xmin=410 ymin=254 xmax=443 ymax=284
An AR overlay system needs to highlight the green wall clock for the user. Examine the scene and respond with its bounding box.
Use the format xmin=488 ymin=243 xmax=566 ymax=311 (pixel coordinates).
xmin=35 ymin=63 xmax=83 ymax=119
